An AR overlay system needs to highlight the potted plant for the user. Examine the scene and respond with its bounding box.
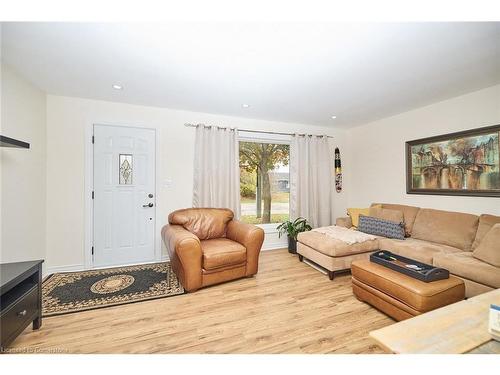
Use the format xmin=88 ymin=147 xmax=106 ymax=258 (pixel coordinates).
xmin=277 ymin=217 xmax=312 ymax=254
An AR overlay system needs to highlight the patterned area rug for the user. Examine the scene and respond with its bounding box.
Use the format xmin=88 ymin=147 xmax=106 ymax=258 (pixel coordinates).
xmin=42 ymin=262 xmax=184 ymax=316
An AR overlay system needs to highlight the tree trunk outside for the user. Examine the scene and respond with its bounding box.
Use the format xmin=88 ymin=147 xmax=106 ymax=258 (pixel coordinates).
xmin=256 ymin=169 xmax=262 ymax=218
xmin=262 ymin=168 xmax=272 ymax=223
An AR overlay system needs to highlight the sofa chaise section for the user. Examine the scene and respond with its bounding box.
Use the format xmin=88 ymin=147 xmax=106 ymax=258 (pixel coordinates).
xmin=297 ymin=231 xmax=378 ymax=280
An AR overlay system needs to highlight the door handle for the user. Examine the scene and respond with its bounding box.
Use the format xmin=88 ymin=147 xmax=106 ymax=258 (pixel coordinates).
xmin=143 ymin=203 xmax=154 ymax=208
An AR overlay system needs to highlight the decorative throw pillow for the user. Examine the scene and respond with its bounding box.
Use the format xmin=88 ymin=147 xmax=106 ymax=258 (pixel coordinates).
xmin=368 ymin=206 xmax=408 ymax=237
xmin=473 ymin=223 xmax=500 ymax=267
xmin=371 ymin=203 xmax=420 ymax=237
xmin=347 ymin=204 xmax=382 ymax=228
xmin=358 ymin=215 xmax=405 ymax=240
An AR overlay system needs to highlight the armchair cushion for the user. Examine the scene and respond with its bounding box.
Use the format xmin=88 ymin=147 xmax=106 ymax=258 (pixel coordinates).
xmin=201 ymin=238 xmax=246 ymax=270
xmin=168 ymin=208 xmax=234 ymax=240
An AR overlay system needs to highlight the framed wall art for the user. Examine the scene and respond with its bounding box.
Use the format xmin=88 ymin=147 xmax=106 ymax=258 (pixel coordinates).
xmin=406 ymin=124 xmax=500 ymax=197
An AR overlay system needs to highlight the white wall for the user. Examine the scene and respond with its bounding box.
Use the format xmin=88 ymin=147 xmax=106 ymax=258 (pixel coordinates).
xmin=347 ymin=84 xmax=500 ymax=216
xmin=45 ymin=95 xmax=349 ymax=272
xmin=0 ymin=63 xmax=47 ymax=263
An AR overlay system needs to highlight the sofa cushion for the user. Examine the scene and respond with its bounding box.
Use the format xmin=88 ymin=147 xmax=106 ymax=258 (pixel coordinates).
xmin=368 ymin=206 xmax=404 ymax=224
xmin=411 ymin=208 xmax=479 ymax=251
xmin=473 ymin=224 xmax=500 ymax=267
xmin=472 ymin=214 xmax=500 ymax=250
xmin=336 ymin=216 xmax=353 ymax=228
xmin=372 ymin=203 xmax=420 ymax=236
xmin=297 ymin=231 xmax=379 ymax=257
xmin=433 ymin=252 xmax=500 ymax=289
xmin=347 ymin=205 xmax=381 ymax=228
xmin=169 ymin=208 xmax=234 ymax=240
xmin=378 ymin=237 xmax=462 ymax=264
xmin=201 ymin=238 xmax=246 ymax=270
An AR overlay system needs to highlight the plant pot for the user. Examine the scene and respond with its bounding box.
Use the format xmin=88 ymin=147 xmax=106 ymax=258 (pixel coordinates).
xmin=288 ymin=236 xmax=297 ymax=254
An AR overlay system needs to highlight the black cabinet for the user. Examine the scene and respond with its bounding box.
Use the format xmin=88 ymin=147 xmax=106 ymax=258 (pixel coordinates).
xmin=1 ymin=260 xmax=43 ymax=351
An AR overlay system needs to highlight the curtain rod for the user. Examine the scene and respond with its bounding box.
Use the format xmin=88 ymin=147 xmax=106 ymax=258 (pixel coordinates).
xmin=184 ymin=123 xmax=334 ymax=138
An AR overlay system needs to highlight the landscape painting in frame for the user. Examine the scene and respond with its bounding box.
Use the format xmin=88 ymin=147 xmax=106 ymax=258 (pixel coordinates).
xmin=406 ymin=125 xmax=500 ymax=197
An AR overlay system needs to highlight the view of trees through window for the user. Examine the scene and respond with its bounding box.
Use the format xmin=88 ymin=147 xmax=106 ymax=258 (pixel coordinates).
xmin=239 ymin=141 xmax=290 ymax=224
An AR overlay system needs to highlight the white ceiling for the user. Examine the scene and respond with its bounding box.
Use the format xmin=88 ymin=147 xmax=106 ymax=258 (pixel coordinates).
xmin=2 ymin=22 xmax=499 ymax=128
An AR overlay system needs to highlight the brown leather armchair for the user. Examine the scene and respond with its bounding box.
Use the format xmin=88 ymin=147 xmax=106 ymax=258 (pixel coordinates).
xmin=161 ymin=208 xmax=265 ymax=292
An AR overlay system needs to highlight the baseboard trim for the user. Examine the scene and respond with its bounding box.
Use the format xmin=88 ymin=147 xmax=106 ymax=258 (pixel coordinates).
xmin=261 ymin=244 xmax=286 ymax=251
xmin=43 ymin=264 xmax=86 ymax=277
xmin=44 ymin=257 xmax=171 ymax=277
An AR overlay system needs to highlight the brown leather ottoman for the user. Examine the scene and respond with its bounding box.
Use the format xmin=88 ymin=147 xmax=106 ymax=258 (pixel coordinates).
xmin=351 ymin=260 xmax=465 ymax=321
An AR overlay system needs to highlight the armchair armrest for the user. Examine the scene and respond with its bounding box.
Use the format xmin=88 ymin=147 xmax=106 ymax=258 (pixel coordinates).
xmin=336 ymin=216 xmax=352 ymax=228
xmin=161 ymin=224 xmax=202 ymax=292
xmin=226 ymin=220 xmax=265 ymax=276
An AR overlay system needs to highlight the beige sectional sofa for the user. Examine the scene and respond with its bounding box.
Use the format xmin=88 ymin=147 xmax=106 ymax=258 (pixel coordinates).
xmin=302 ymin=203 xmax=500 ymax=298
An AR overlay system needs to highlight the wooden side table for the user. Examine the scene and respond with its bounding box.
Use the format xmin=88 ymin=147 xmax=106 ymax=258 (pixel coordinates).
xmin=1 ymin=260 xmax=44 ymax=351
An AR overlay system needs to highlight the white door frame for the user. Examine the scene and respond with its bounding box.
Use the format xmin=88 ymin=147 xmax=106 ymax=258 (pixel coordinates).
xmin=84 ymin=122 xmax=162 ymax=270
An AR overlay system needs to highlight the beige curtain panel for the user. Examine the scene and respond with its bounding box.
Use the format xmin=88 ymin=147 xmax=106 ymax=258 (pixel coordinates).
xmin=290 ymin=134 xmax=333 ymax=228
xmin=192 ymin=125 xmax=241 ymax=218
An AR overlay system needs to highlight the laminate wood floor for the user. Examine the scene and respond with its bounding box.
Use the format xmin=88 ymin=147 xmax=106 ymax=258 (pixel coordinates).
xmin=8 ymin=249 xmax=394 ymax=354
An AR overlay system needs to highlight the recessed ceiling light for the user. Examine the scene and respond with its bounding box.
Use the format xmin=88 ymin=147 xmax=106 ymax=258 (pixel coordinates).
xmin=331 ymin=115 xmax=337 ymax=119
xmin=112 ymin=84 xmax=123 ymax=90
xmin=242 ymin=104 xmax=250 ymax=108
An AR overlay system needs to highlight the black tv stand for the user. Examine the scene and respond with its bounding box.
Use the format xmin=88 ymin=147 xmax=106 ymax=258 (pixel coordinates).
xmin=1 ymin=260 xmax=43 ymax=351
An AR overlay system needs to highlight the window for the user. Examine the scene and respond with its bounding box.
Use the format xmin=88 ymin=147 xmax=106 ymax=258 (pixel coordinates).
xmin=239 ymin=141 xmax=290 ymax=225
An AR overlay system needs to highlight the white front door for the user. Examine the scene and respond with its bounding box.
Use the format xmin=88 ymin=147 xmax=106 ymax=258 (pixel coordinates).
xmin=93 ymin=124 xmax=156 ymax=267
